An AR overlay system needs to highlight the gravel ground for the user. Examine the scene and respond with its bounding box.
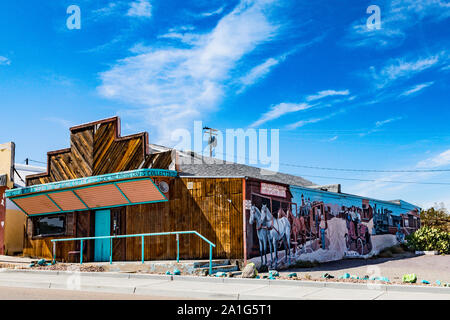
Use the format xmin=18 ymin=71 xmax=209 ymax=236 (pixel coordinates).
xmin=265 ymin=253 xmax=450 ymax=285
xmin=2 ymin=253 xmax=449 ymax=287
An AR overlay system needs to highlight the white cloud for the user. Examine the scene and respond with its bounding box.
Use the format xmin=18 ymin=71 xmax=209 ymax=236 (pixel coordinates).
xmin=375 ymin=116 xmax=402 ymax=127
xmin=99 ymin=0 xmax=280 ymax=144
xmin=345 ymin=0 xmax=450 ymax=49
xmin=359 ymin=116 xmax=403 ymax=136
xmin=328 ymin=135 xmax=338 ymax=142
xmin=286 ymin=117 xmax=326 ymax=130
xmin=200 ymin=6 xmax=225 ymax=17
xmin=285 ymin=110 xmax=345 ymax=130
xmin=0 ymin=56 xmax=11 ymax=66
xmin=370 ymin=53 xmax=443 ymax=89
xmin=250 ymin=88 xmax=350 ymax=127
xmin=306 ymin=89 xmax=350 ymax=102
xmin=417 ymin=149 xmax=450 ymax=168
xmin=400 ymin=81 xmax=434 ymax=96
xmin=127 ymin=0 xmax=152 ymax=18
xmin=237 ymin=57 xmax=280 ymax=93
xmin=250 ymin=102 xmax=313 ymax=128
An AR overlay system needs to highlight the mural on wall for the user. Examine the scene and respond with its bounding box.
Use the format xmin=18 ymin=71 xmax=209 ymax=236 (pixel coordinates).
xmin=247 ymin=183 xmax=420 ymax=269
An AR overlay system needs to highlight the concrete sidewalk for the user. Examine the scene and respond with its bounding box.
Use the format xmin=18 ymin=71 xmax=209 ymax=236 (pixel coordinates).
xmin=0 ymin=269 xmax=449 ymax=300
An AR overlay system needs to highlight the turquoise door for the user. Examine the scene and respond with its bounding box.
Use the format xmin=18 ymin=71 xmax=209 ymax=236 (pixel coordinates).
xmin=94 ymin=209 xmax=111 ymax=262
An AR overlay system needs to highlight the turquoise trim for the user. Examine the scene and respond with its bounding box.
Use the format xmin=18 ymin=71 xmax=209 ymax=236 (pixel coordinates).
xmin=19 ymin=199 xmax=169 ymax=217
xmin=148 ymin=178 xmax=169 ymax=201
xmin=51 ymin=231 xmax=216 ymax=269
xmin=5 ymin=169 xmax=178 ymax=198
xmin=4 ymin=169 xmax=174 ymax=216
xmin=113 ymin=183 xmax=132 ymax=204
xmin=72 ymin=190 xmax=89 ymax=209
xmin=46 ymin=194 xmax=63 ymax=212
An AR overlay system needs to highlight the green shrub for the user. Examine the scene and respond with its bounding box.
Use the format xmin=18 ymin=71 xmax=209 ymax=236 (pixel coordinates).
xmin=406 ymin=226 xmax=450 ymax=254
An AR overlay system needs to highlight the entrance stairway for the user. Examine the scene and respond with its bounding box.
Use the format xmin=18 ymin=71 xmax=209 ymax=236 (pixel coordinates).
xmin=192 ymin=259 xmax=240 ymax=276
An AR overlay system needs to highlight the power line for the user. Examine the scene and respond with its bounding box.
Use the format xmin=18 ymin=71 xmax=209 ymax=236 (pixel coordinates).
xmin=196 ymin=150 xmax=450 ymax=185
xmin=208 ymin=151 xmax=450 ymax=173
xmin=277 ymin=163 xmax=450 ymax=173
xmin=299 ymin=174 xmax=450 ymax=186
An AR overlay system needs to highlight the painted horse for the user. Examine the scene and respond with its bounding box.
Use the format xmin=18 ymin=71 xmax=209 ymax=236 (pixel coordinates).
xmin=261 ymin=204 xmax=291 ymax=268
xmin=249 ymin=205 xmax=272 ymax=266
xmin=286 ymin=208 xmax=307 ymax=253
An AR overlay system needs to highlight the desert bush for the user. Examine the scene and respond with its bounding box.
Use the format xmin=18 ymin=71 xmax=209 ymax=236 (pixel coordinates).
xmin=406 ymin=226 xmax=450 ymax=254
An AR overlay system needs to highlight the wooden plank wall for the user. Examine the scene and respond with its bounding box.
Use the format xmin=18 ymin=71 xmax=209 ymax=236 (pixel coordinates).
xmin=124 ymin=177 xmax=244 ymax=261
xmin=26 ymin=117 xmax=148 ymax=186
xmin=23 ymin=178 xmax=245 ymax=261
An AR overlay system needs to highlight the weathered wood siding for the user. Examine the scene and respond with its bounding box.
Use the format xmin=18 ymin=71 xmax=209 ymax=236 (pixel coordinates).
xmin=26 ymin=117 xmax=148 ymax=186
xmin=23 ymin=178 xmax=245 ymax=261
xmin=124 ymin=178 xmax=244 ymax=260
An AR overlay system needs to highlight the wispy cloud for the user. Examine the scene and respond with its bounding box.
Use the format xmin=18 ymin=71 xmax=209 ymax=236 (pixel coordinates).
xmin=328 ymin=135 xmax=338 ymax=142
xmin=200 ymin=6 xmax=225 ymax=17
xmin=127 ymin=0 xmax=152 ymax=18
xmin=286 ymin=110 xmax=345 ymax=130
xmin=345 ymin=0 xmax=450 ymax=49
xmin=250 ymin=102 xmax=314 ymax=128
xmin=237 ymin=35 xmax=327 ymax=94
xmin=306 ymin=89 xmax=350 ymax=102
xmin=250 ymin=89 xmax=350 ymax=127
xmin=370 ymin=53 xmax=443 ymax=89
xmin=400 ymin=81 xmax=434 ymax=96
xmin=346 ymin=147 xmax=450 ymax=202
xmin=360 ymin=116 xmax=403 ymax=136
xmin=237 ymin=57 xmax=281 ymax=93
xmin=417 ymin=149 xmax=450 ymax=168
xmin=98 ymin=0 xmax=281 ymax=144
xmin=0 ymin=56 xmax=11 ymax=66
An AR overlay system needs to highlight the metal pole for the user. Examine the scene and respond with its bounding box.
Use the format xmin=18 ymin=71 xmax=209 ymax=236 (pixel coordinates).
xmin=176 ymin=233 xmax=180 ymax=263
xmin=141 ymin=236 xmax=144 ymax=264
xmin=52 ymin=242 xmax=56 ymax=264
xmin=110 ymin=237 xmax=113 ymax=265
xmin=80 ymin=240 xmax=83 ymax=264
xmin=209 ymin=244 xmax=212 ymax=276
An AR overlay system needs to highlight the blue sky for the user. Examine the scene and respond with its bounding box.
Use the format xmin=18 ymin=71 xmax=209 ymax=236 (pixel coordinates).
xmin=1 ymin=0 xmax=449 ymax=209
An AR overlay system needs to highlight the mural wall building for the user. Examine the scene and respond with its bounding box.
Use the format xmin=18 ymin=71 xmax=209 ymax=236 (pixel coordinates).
xmin=5 ymin=117 xmax=420 ymax=268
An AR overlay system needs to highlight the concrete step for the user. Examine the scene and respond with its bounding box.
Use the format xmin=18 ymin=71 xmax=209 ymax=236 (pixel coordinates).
xmin=193 ymin=264 xmax=239 ymax=275
xmin=192 ymin=259 xmax=230 ymax=269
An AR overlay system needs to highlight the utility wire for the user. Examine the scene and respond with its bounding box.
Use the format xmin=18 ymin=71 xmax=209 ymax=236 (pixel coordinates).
xmin=198 ymin=150 xmax=450 ymax=185
xmin=208 ymin=151 xmax=450 ymax=173
xmin=298 ymin=174 xmax=450 ymax=186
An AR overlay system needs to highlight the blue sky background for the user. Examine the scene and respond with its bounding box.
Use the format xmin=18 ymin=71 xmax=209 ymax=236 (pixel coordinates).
xmin=1 ymin=0 xmax=449 ymax=209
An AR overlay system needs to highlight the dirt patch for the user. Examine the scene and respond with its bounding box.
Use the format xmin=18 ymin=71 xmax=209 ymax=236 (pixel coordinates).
xmin=0 ymin=262 xmax=105 ymax=272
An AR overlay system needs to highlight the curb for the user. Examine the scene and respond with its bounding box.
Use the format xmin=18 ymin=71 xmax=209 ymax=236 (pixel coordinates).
xmin=1 ymin=268 xmax=449 ymax=295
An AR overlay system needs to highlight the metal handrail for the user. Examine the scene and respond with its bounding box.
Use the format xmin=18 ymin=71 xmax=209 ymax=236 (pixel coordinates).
xmin=51 ymin=231 xmax=216 ymax=275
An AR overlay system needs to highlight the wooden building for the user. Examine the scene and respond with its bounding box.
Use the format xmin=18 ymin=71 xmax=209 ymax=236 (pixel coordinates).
xmin=6 ymin=117 xmax=298 ymax=263
xmin=5 ymin=116 xmax=420 ymax=266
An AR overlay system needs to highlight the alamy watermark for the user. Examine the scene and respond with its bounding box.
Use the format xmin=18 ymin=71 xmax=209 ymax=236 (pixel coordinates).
xmin=67 ymin=5 xmax=81 ymax=30
xmin=366 ymin=5 xmax=381 ymax=30
xmin=171 ymin=121 xmax=280 ymax=175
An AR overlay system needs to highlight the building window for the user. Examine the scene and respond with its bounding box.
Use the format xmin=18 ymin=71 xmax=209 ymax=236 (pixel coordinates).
xmin=33 ymin=215 xmax=66 ymax=237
